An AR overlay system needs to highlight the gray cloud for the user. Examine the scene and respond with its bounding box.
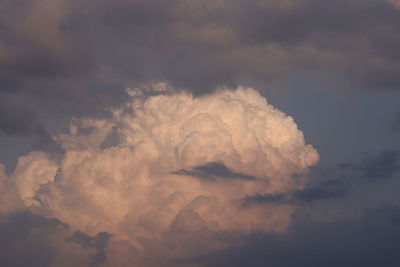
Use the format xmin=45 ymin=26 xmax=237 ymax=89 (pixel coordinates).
xmin=340 ymin=150 xmax=400 ymax=180
xmin=244 ymin=179 xmax=346 ymax=205
xmin=172 ymin=162 xmax=258 ymax=181
xmin=245 ymin=149 xmax=400 ymax=207
xmin=67 ymin=231 xmax=111 ymax=266
xmin=1 ymin=0 xmax=400 ymax=140
xmin=3 ymin=205 xmax=400 ymax=267
xmin=177 ymin=204 xmax=400 ymax=267
xmin=0 ymin=211 xmax=115 ymax=267
xmin=0 ymin=212 xmax=66 ymax=267
xmin=0 ymin=94 xmax=44 ymax=137
xmin=84 ymin=0 xmax=400 ymax=91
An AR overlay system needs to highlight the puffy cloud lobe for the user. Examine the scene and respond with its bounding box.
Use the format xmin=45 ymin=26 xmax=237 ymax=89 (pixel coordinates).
xmin=13 ymin=152 xmax=58 ymax=206
xmin=12 ymin=86 xmax=318 ymax=260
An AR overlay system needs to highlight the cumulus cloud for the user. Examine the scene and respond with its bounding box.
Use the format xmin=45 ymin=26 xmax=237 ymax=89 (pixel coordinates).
xmin=9 ymin=85 xmax=318 ymax=264
xmin=13 ymin=152 xmax=58 ymax=206
xmin=1 ymin=1 xmax=399 ymax=265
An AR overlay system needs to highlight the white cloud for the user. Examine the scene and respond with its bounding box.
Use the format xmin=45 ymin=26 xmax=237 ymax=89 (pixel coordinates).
xmin=13 ymin=152 xmax=58 ymax=206
xmin=11 ymin=85 xmax=318 ymax=261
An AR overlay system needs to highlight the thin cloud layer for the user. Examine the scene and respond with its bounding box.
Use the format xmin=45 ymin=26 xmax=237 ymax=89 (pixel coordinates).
xmin=244 ymin=179 xmax=346 ymax=206
xmin=340 ymin=150 xmax=400 ymax=180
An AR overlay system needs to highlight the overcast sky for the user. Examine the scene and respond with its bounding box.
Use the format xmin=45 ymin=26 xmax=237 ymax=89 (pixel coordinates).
xmin=1 ymin=1 xmax=400 ymax=266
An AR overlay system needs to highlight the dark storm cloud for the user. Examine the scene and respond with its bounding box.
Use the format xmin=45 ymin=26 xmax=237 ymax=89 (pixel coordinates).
xmin=177 ymin=204 xmax=400 ymax=267
xmin=1 ymin=0 xmax=400 ymax=137
xmin=244 ymin=179 xmax=346 ymax=205
xmin=0 ymin=212 xmax=66 ymax=267
xmin=340 ymin=150 xmax=400 ymax=180
xmin=67 ymin=231 xmax=111 ymax=266
xmin=172 ymin=162 xmax=258 ymax=181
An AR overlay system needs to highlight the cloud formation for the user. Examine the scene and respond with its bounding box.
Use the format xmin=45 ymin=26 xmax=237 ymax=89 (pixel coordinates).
xmin=1 ymin=0 xmax=400 ymax=140
xmin=244 ymin=179 xmax=346 ymax=206
xmin=67 ymin=231 xmax=111 ymax=266
xmin=0 ymin=212 xmax=64 ymax=267
xmin=1 ymin=1 xmax=399 ymax=265
xmin=340 ymin=150 xmax=400 ymax=180
xmin=180 ymin=204 xmax=400 ymax=267
xmin=9 ymin=85 xmax=318 ymax=264
xmin=172 ymin=162 xmax=258 ymax=181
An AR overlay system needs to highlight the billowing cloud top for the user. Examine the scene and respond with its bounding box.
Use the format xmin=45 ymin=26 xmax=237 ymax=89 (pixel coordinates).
xmin=10 ymin=85 xmax=318 ymax=260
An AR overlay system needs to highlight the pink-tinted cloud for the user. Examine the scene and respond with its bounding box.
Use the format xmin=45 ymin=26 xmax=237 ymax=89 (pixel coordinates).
xmin=10 ymin=84 xmax=318 ymax=264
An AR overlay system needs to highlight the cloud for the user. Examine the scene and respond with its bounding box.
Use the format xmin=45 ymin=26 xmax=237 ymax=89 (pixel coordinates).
xmin=1 ymin=0 xmax=400 ymax=140
xmin=9 ymin=85 xmax=318 ymax=264
xmin=2 ymin=1 xmax=399 ymax=265
xmin=178 ymin=204 xmax=400 ymax=267
xmin=2 ymin=205 xmax=400 ymax=267
xmin=0 ymin=198 xmax=398 ymax=267
xmin=293 ymin=179 xmax=346 ymax=202
xmin=0 ymin=163 xmax=23 ymax=214
xmin=244 ymin=179 xmax=346 ymax=205
xmin=172 ymin=162 xmax=258 ymax=181
xmin=0 ymin=211 xmax=66 ymax=267
xmin=0 ymin=0 xmax=94 ymax=83
xmin=0 ymin=211 xmax=116 ymax=267
xmin=340 ymin=150 xmax=400 ymax=180
xmin=67 ymin=231 xmax=112 ymax=266
xmin=12 ymin=151 xmax=58 ymax=206
xmin=75 ymin=0 xmax=400 ymax=92
xmin=0 ymin=95 xmax=42 ymax=137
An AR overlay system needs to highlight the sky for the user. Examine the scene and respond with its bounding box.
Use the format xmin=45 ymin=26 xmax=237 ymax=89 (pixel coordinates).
xmin=0 ymin=0 xmax=400 ymax=266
